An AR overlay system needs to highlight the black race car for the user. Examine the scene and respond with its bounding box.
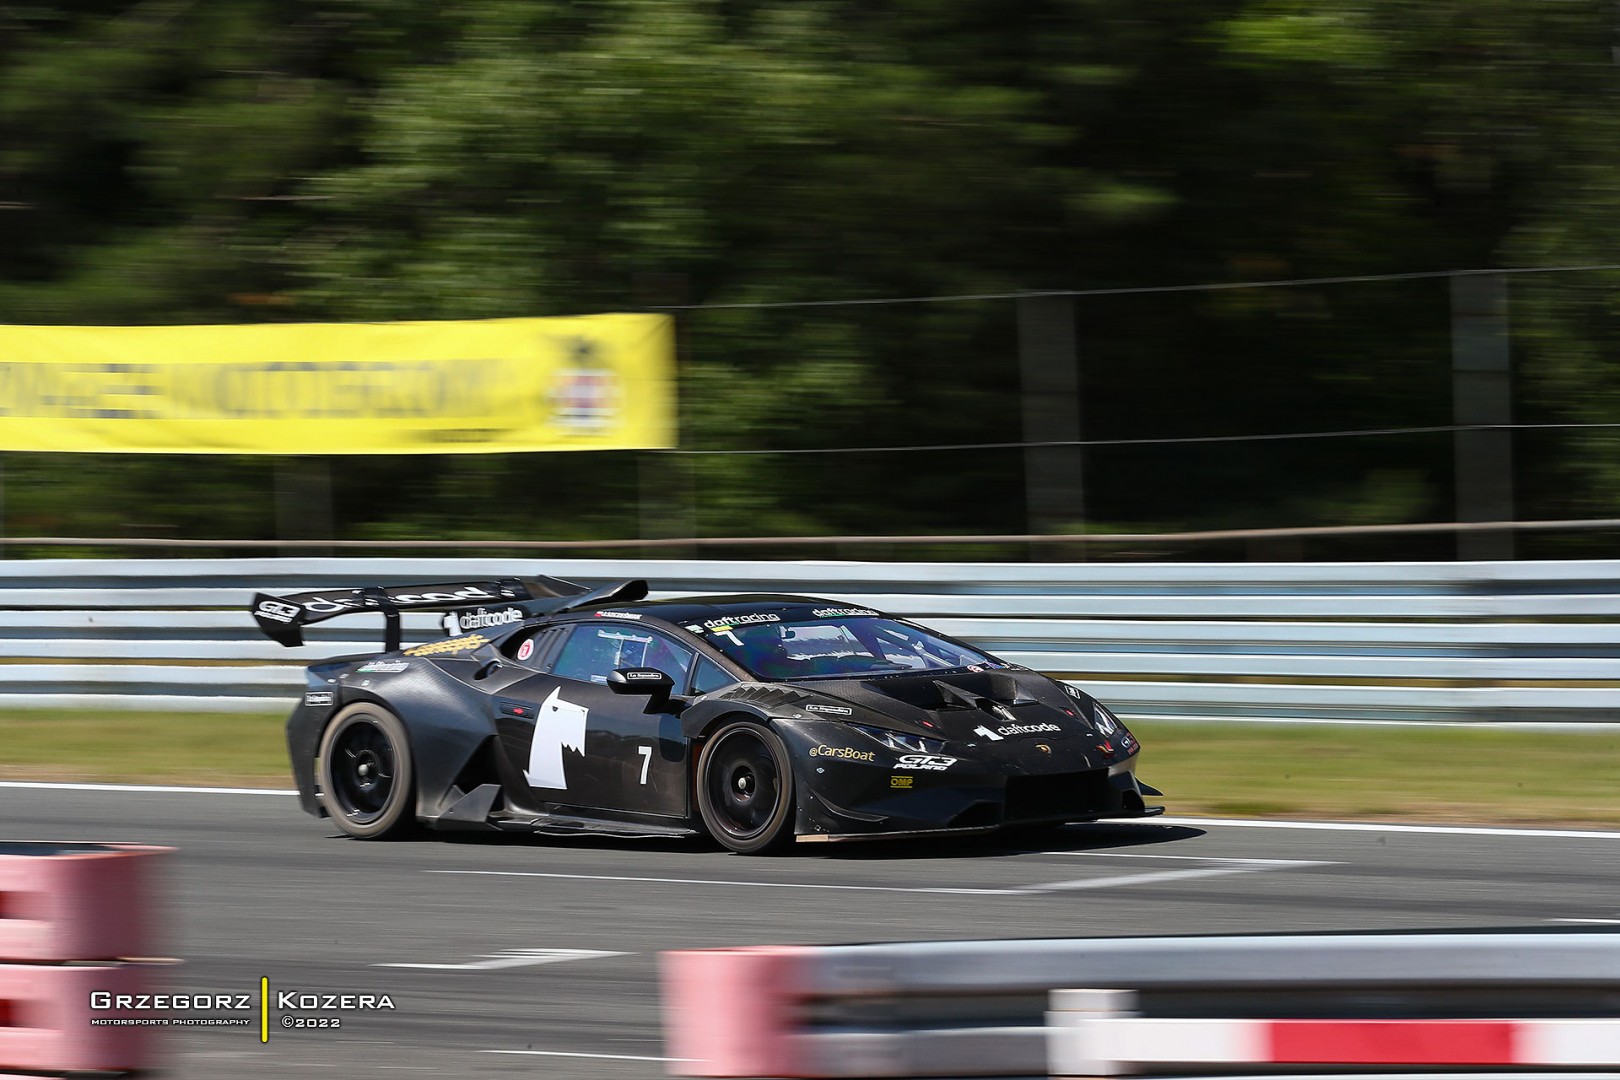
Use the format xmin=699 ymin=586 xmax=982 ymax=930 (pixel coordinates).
xmin=252 ymin=574 xmax=1162 ymax=853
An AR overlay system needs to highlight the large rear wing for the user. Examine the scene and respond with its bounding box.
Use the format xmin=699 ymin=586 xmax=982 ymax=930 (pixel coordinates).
xmin=250 ymin=575 xmax=648 ymax=651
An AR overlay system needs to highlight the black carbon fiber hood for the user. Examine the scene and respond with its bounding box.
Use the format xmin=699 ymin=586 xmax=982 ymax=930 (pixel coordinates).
xmin=787 ymin=668 xmax=1104 ymax=746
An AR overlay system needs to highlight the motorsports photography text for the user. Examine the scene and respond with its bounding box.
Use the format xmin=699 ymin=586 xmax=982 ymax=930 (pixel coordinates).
xmin=88 ymin=978 xmax=396 ymax=1042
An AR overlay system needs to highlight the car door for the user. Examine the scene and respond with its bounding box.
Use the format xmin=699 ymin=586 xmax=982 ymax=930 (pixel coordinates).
xmin=492 ymin=620 xmax=692 ymax=818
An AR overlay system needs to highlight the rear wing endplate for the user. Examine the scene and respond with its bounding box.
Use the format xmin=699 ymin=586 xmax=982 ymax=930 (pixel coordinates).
xmin=250 ymin=575 xmax=648 ymax=651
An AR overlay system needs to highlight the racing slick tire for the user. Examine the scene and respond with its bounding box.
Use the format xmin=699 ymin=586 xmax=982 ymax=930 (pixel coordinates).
xmin=316 ymin=704 xmax=417 ymax=840
xmin=696 ymin=720 xmax=795 ymax=855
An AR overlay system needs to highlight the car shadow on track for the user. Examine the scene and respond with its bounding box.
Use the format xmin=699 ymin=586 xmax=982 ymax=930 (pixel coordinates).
xmin=812 ymin=823 xmax=1206 ymax=862
xmin=419 ymin=821 xmax=1206 ymax=861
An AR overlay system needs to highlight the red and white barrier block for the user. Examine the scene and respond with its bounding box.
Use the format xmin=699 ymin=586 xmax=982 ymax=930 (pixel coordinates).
xmin=0 ymin=842 xmax=171 ymax=1075
xmin=1049 ymin=989 xmax=1620 ymax=1077
xmin=662 ymin=945 xmax=812 ymax=1077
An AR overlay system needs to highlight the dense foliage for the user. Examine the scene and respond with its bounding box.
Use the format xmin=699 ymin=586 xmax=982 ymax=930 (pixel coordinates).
xmin=2 ymin=0 xmax=1617 ymax=557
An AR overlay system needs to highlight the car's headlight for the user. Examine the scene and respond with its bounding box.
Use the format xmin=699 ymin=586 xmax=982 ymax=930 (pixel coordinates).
xmin=851 ymin=723 xmax=946 ymax=755
xmin=1091 ymin=702 xmax=1122 ymax=735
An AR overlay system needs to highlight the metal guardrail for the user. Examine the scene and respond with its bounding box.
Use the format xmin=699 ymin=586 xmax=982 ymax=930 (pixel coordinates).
xmin=660 ymin=932 xmax=1620 ymax=1078
xmin=0 ymin=557 xmax=1615 ymax=719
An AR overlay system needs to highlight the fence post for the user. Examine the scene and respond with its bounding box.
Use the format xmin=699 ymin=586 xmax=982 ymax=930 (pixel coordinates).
xmin=1017 ymin=295 xmax=1084 ymax=557
xmin=1451 ymin=273 xmax=1514 ymax=560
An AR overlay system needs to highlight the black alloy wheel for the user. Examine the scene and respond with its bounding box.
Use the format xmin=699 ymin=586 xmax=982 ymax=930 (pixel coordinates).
xmin=696 ymin=721 xmax=795 ymax=854
xmin=316 ymin=705 xmax=416 ymax=839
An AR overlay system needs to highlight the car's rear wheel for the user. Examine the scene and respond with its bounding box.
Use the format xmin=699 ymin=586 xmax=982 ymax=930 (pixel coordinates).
xmin=696 ymin=721 xmax=795 ymax=854
xmin=317 ymin=704 xmax=416 ymax=839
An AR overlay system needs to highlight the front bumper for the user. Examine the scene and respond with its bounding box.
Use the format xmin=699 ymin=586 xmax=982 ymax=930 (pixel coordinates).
xmin=778 ymin=721 xmax=1163 ymax=841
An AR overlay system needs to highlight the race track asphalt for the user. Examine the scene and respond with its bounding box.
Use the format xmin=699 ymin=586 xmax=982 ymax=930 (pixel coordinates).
xmin=3 ymin=784 xmax=1617 ymax=1079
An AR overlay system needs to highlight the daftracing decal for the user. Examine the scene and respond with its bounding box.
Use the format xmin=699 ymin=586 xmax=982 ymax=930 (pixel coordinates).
xmin=524 ymin=687 xmax=588 ymax=789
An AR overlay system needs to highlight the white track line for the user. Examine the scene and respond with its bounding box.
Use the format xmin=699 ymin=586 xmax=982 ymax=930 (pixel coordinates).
xmin=0 ymin=780 xmax=295 ymax=795
xmin=377 ymin=948 xmax=626 ymax=971
xmin=481 ymin=1049 xmax=682 ymax=1062
xmin=3 ymin=781 xmax=1618 ymax=841
xmin=1152 ymin=815 xmax=1620 ymax=840
xmin=428 ymin=869 xmax=1025 ymax=895
xmin=1025 ymin=865 xmax=1260 ymax=893
xmin=435 ymin=861 xmax=1325 ymax=897
xmin=1036 ymin=851 xmax=1329 ymax=865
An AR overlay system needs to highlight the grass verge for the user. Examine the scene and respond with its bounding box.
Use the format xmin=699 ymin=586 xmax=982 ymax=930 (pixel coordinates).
xmin=0 ymin=710 xmax=1615 ymax=830
xmin=1133 ymin=719 xmax=1620 ymax=830
xmin=0 ymin=709 xmax=290 ymax=786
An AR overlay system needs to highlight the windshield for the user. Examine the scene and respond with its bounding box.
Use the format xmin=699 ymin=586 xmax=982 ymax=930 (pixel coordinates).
xmin=697 ymin=616 xmax=1000 ymax=680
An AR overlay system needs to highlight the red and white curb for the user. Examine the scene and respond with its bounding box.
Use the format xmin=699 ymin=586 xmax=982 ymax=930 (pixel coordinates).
xmin=1049 ymin=989 xmax=1620 ymax=1076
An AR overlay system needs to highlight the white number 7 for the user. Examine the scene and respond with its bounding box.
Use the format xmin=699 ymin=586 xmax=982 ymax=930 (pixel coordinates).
xmin=637 ymin=745 xmax=652 ymax=785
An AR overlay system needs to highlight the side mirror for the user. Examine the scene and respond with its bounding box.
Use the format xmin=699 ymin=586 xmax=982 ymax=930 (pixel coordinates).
xmin=606 ymin=668 xmax=674 ymax=696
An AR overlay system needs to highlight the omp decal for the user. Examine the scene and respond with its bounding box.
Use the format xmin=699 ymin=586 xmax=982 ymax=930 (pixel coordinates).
xmin=404 ymin=633 xmax=489 ymax=657
xmin=890 ymin=775 xmax=914 ymax=789
xmin=524 ymin=687 xmax=588 ymax=789
xmin=441 ymin=607 xmax=524 ymax=634
xmin=808 ymin=745 xmax=875 ymax=762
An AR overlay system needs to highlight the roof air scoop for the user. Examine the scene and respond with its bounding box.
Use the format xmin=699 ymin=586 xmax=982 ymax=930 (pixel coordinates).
xmin=553 ymin=579 xmax=649 ymax=614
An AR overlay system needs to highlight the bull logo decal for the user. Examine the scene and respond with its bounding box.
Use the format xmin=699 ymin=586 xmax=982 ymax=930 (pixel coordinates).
xmin=524 ymin=687 xmax=588 ymax=789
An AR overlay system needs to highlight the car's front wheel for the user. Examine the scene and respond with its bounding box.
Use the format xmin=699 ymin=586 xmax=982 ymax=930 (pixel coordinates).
xmin=316 ymin=704 xmax=416 ymax=839
xmin=696 ymin=721 xmax=795 ymax=854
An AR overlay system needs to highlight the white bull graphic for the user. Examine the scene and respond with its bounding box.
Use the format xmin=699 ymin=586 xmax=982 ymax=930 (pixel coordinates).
xmin=524 ymin=687 xmax=588 ymax=789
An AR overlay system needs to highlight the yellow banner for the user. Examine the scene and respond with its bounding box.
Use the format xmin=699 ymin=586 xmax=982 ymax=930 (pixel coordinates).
xmin=0 ymin=314 xmax=675 ymax=454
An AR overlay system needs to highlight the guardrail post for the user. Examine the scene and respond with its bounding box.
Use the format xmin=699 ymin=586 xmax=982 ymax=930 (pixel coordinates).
xmin=1047 ymin=988 xmax=1137 ymax=1078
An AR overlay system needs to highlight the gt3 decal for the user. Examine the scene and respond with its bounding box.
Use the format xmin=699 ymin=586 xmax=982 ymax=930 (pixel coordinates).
xmin=256 ymin=599 xmax=300 ymax=623
xmin=524 ymin=687 xmax=588 ymax=789
xmin=896 ymin=754 xmax=957 ymax=771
